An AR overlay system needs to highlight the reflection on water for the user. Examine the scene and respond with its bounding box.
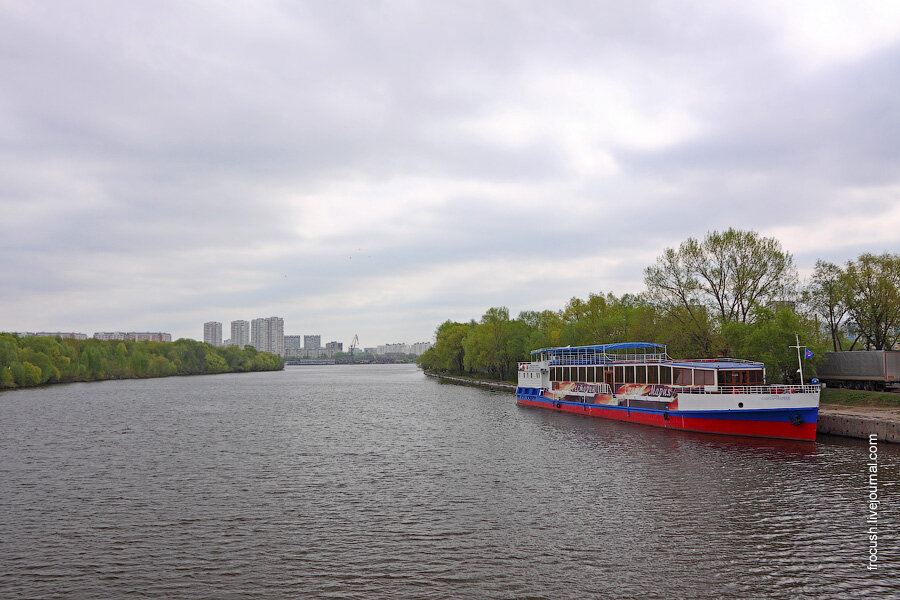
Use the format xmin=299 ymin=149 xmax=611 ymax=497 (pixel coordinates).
xmin=0 ymin=365 xmax=896 ymax=599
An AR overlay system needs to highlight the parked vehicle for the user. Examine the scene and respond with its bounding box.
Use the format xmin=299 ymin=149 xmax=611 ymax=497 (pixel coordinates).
xmin=817 ymin=351 xmax=900 ymax=391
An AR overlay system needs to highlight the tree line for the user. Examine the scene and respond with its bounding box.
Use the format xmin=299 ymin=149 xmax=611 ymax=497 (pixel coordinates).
xmin=0 ymin=335 xmax=284 ymax=390
xmin=418 ymin=229 xmax=900 ymax=383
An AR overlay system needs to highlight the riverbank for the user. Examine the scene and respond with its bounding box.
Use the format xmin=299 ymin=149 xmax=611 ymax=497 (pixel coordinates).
xmin=425 ymin=371 xmax=516 ymax=391
xmin=1 ymin=335 xmax=283 ymax=392
xmin=425 ymin=371 xmax=899 ymax=443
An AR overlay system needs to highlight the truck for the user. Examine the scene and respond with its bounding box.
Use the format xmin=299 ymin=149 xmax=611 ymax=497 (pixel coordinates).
xmin=817 ymin=351 xmax=900 ymax=391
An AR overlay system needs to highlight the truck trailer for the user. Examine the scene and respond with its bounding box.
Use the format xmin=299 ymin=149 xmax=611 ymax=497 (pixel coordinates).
xmin=817 ymin=350 xmax=900 ymax=391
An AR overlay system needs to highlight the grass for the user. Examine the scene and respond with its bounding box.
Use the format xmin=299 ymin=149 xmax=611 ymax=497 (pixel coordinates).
xmin=821 ymin=386 xmax=900 ymax=407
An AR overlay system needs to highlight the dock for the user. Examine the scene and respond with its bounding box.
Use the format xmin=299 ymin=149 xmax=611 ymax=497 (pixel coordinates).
xmin=818 ymin=404 xmax=900 ymax=443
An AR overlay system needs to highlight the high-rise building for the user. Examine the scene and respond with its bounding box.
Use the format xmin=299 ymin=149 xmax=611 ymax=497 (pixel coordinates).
xmin=231 ymin=320 xmax=250 ymax=348
xmin=251 ymin=318 xmax=268 ymax=352
xmin=324 ymin=341 xmax=343 ymax=357
xmin=250 ymin=316 xmax=284 ymax=354
xmin=304 ymin=335 xmax=321 ymax=350
xmin=284 ymin=335 xmax=303 ymax=358
xmin=203 ymin=321 xmax=223 ymax=346
xmin=267 ymin=316 xmax=284 ymax=356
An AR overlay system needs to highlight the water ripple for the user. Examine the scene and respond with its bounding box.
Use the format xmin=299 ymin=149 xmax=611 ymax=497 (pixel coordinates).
xmin=0 ymin=365 xmax=897 ymax=599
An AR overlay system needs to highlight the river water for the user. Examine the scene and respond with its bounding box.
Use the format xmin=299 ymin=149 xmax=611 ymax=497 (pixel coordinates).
xmin=0 ymin=364 xmax=896 ymax=599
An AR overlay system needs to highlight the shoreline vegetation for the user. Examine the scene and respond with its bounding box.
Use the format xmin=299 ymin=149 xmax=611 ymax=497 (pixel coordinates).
xmin=417 ymin=229 xmax=900 ymax=390
xmin=0 ymin=334 xmax=284 ymax=391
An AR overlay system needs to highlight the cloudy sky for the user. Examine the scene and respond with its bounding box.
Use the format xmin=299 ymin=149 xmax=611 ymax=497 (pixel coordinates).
xmin=2 ymin=1 xmax=900 ymax=346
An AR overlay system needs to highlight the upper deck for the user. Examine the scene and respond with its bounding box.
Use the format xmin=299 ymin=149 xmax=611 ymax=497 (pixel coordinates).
xmin=530 ymin=342 xmax=763 ymax=369
xmin=526 ymin=342 xmax=767 ymax=387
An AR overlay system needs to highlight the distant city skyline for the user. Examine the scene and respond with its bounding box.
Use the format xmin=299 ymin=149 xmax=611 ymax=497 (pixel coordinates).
xmin=3 ymin=3 xmax=900 ymax=344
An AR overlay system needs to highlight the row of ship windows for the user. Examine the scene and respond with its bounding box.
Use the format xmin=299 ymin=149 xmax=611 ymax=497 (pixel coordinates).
xmin=547 ymin=365 xmax=762 ymax=386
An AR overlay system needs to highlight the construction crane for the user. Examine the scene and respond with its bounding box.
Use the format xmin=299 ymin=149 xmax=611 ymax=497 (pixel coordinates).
xmin=349 ymin=334 xmax=360 ymax=360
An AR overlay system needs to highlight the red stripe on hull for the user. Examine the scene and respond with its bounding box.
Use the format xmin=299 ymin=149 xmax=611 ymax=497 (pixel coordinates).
xmin=517 ymin=398 xmax=817 ymax=441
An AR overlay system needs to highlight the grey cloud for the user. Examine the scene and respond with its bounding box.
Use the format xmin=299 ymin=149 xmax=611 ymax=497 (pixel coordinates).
xmin=2 ymin=2 xmax=899 ymax=342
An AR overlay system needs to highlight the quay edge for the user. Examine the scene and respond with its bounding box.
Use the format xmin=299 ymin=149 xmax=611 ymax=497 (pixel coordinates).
xmin=817 ymin=405 xmax=900 ymax=443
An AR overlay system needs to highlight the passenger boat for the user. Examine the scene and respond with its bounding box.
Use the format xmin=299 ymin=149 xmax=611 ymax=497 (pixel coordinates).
xmin=516 ymin=342 xmax=819 ymax=441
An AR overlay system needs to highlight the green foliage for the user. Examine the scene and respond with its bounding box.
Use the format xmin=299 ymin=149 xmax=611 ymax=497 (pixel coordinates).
xmin=803 ymin=253 xmax=900 ymax=351
xmin=803 ymin=260 xmax=849 ymax=352
xmin=721 ymin=307 xmax=825 ymax=383
xmin=842 ymin=253 xmax=900 ymax=350
xmin=0 ymin=336 xmax=283 ymax=391
xmin=0 ymin=367 xmax=14 ymax=388
xmin=204 ymin=353 xmax=229 ymax=373
xmin=418 ymin=229 xmax=849 ymax=384
xmin=12 ymin=361 xmax=42 ymax=386
xmin=644 ymin=228 xmax=797 ymax=352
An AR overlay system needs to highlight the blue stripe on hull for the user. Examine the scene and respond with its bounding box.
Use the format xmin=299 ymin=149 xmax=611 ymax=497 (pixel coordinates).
xmin=515 ymin=393 xmax=818 ymax=424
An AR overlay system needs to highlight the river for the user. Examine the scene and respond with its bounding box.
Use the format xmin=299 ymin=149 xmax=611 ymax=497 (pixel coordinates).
xmin=0 ymin=364 xmax=896 ymax=599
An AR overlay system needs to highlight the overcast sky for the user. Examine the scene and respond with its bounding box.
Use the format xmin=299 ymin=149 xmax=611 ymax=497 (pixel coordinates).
xmin=2 ymin=1 xmax=900 ymax=346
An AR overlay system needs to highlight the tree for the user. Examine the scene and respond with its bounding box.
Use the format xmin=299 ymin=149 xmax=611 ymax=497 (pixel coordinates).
xmin=464 ymin=308 xmax=510 ymax=379
xmin=11 ymin=361 xmax=42 ymax=386
xmin=204 ymin=353 xmax=229 ymax=373
xmin=420 ymin=320 xmax=473 ymax=375
xmin=721 ymin=306 xmax=825 ymax=383
xmin=843 ymin=253 xmax=900 ymax=350
xmin=1 ymin=366 xmax=15 ymax=388
xmin=803 ymin=260 xmax=849 ymax=351
xmin=645 ymin=229 xmax=797 ymax=353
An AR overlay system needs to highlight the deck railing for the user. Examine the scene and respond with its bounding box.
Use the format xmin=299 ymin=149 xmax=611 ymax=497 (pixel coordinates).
xmin=679 ymin=384 xmax=821 ymax=395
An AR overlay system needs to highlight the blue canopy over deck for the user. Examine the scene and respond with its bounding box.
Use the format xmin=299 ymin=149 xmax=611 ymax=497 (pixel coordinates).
xmin=529 ymin=343 xmax=764 ymax=370
xmin=530 ymin=342 xmax=665 ymax=356
xmin=530 ymin=342 xmax=669 ymax=365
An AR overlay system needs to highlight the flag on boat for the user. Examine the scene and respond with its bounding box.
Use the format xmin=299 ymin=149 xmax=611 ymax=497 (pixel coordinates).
xmin=805 ymin=349 xmax=813 ymax=359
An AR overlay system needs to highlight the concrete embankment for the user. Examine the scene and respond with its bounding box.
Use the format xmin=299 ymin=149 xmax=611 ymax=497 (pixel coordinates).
xmin=818 ymin=405 xmax=900 ymax=443
xmin=424 ymin=371 xmax=516 ymax=391
xmin=426 ymin=371 xmax=899 ymax=444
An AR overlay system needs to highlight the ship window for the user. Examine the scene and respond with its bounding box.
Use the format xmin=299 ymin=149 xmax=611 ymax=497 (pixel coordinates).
xmin=648 ymin=365 xmax=659 ymax=384
xmin=695 ymin=369 xmax=714 ymax=386
xmin=587 ymin=366 xmax=596 ymax=383
xmin=615 ymin=366 xmax=624 ymax=385
xmin=661 ymin=366 xmax=672 ymax=384
xmin=720 ymin=370 xmax=744 ymax=386
xmin=635 ymin=365 xmax=646 ymax=383
xmin=551 ymin=367 xmax=559 ymax=381
xmin=749 ymin=370 xmax=763 ymax=384
xmin=625 ymin=366 xmax=635 ymax=383
xmin=674 ymin=368 xmax=692 ymax=386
